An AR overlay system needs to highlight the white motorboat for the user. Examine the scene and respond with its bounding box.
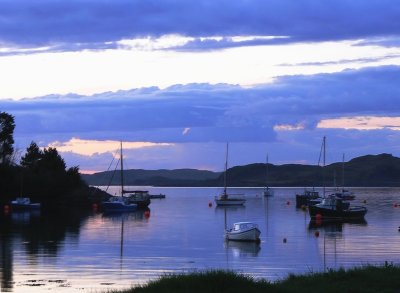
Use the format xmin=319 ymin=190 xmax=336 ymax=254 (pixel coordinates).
xmin=225 ymin=222 xmax=261 ymax=242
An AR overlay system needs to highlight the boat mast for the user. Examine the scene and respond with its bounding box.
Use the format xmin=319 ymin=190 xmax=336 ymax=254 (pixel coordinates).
xmin=120 ymin=141 xmax=124 ymax=195
xmin=223 ymin=143 xmax=229 ymax=196
xmin=323 ymin=136 xmax=326 ymax=197
xmin=265 ymin=154 xmax=269 ymax=191
xmin=342 ymin=153 xmax=345 ymax=191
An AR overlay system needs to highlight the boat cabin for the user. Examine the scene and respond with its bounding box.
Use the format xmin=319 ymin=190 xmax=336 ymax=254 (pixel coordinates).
xmin=232 ymin=222 xmax=258 ymax=231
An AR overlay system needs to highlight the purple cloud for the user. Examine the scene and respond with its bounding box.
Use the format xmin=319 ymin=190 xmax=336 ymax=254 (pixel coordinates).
xmin=0 ymin=0 xmax=400 ymax=52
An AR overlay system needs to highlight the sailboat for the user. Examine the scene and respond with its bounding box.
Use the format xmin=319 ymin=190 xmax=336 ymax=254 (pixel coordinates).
xmin=295 ymin=136 xmax=326 ymax=207
xmin=102 ymin=142 xmax=144 ymax=212
xmin=332 ymin=154 xmax=355 ymax=200
xmin=215 ymin=144 xmax=246 ymax=206
xmin=11 ymin=171 xmax=41 ymax=211
xmin=308 ymin=140 xmax=367 ymax=221
xmin=263 ymin=155 xmax=274 ymax=197
xmin=119 ymin=143 xmax=151 ymax=208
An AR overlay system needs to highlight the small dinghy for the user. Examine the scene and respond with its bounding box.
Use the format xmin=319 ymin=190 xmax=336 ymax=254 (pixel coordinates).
xmin=225 ymin=222 xmax=261 ymax=242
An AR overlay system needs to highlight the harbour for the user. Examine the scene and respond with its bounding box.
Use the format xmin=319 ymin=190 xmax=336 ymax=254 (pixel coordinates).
xmin=1 ymin=186 xmax=400 ymax=292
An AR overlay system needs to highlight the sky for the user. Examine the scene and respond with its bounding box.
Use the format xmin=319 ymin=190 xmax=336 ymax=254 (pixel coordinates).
xmin=1 ymin=0 xmax=400 ymax=174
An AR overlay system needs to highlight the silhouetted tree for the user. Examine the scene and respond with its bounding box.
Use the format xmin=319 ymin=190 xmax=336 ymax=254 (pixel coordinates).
xmin=0 ymin=112 xmax=15 ymax=165
xmin=40 ymin=147 xmax=66 ymax=173
xmin=20 ymin=141 xmax=43 ymax=169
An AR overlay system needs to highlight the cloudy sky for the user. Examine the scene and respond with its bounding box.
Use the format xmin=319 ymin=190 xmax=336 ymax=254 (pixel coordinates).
xmin=1 ymin=0 xmax=400 ymax=174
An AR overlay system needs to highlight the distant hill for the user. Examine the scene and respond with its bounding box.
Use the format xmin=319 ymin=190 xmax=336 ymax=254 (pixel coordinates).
xmin=82 ymin=153 xmax=400 ymax=187
xmin=82 ymin=168 xmax=222 ymax=187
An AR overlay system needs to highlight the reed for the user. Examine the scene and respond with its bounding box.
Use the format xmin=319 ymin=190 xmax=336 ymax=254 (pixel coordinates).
xmin=109 ymin=263 xmax=400 ymax=293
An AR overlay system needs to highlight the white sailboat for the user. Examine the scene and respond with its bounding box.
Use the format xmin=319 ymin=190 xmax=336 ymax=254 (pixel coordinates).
xmin=215 ymin=143 xmax=246 ymax=206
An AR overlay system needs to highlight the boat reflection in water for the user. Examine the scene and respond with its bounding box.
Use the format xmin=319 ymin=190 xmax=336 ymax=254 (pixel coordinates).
xmin=10 ymin=209 xmax=41 ymax=223
xmin=308 ymin=218 xmax=367 ymax=232
xmin=308 ymin=218 xmax=368 ymax=272
xmin=224 ymin=241 xmax=261 ymax=257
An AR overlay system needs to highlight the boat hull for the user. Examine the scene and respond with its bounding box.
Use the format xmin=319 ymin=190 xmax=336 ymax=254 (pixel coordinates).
xmin=215 ymin=198 xmax=245 ymax=206
xmin=309 ymin=205 xmax=367 ymax=220
xmin=263 ymin=189 xmax=274 ymax=197
xmin=102 ymin=202 xmax=137 ymax=213
xmin=11 ymin=203 xmax=41 ymax=211
xmin=225 ymin=227 xmax=261 ymax=242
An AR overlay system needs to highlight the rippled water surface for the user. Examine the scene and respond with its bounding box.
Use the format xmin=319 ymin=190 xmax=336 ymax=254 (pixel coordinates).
xmin=1 ymin=187 xmax=400 ymax=292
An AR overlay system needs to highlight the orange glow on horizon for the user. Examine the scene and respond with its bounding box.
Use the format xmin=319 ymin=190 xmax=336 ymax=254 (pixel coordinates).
xmin=318 ymin=116 xmax=400 ymax=130
xmin=48 ymin=138 xmax=173 ymax=156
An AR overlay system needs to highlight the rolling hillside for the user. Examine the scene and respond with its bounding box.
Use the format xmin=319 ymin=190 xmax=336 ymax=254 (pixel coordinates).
xmin=82 ymin=153 xmax=400 ymax=187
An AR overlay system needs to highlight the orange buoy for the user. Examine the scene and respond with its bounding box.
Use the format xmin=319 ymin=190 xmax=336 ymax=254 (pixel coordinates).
xmin=315 ymin=231 xmax=320 ymax=237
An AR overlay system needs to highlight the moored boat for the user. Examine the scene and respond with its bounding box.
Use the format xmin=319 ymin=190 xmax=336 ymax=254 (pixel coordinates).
xmin=263 ymin=154 xmax=274 ymax=197
xmin=296 ymin=189 xmax=321 ymax=207
xmin=225 ymin=222 xmax=261 ymax=242
xmin=215 ymin=194 xmax=246 ymax=206
xmin=296 ymin=137 xmax=326 ymax=207
xmin=102 ymin=196 xmax=137 ymax=213
xmin=308 ymin=196 xmax=367 ymax=221
xmin=106 ymin=142 xmax=152 ymax=209
xmin=215 ymin=143 xmax=246 ymax=206
xmin=331 ymin=189 xmax=356 ymax=200
xmin=11 ymin=197 xmax=41 ymax=210
xmin=124 ymin=190 xmax=151 ymax=208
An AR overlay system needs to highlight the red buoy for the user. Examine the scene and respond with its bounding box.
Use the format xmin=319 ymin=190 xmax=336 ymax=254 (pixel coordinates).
xmin=3 ymin=205 xmax=10 ymax=213
xmin=144 ymin=211 xmax=150 ymax=218
xmin=286 ymin=201 xmax=290 ymax=205
xmin=315 ymin=231 xmax=320 ymax=237
xmin=316 ymin=214 xmax=322 ymax=221
xmin=394 ymin=203 xmax=398 ymax=208
xmin=208 ymin=202 xmax=213 ymax=207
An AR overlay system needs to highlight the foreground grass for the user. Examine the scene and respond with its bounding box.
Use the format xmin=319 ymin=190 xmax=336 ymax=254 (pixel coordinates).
xmin=109 ymin=264 xmax=400 ymax=293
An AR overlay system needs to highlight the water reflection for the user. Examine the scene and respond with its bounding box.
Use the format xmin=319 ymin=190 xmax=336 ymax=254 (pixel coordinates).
xmin=0 ymin=208 xmax=91 ymax=292
xmin=0 ymin=187 xmax=399 ymax=292
xmin=308 ymin=218 xmax=368 ymax=233
xmin=307 ymin=218 xmax=369 ymax=272
xmin=101 ymin=209 xmax=151 ymax=266
xmin=224 ymin=241 xmax=261 ymax=257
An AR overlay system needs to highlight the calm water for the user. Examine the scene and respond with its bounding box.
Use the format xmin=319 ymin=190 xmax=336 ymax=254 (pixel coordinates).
xmin=1 ymin=187 xmax=400 ymax=292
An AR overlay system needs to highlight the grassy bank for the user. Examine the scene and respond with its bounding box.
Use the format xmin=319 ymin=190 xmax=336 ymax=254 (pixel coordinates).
xmin=109 ymin=264 xmax=400 ymax=293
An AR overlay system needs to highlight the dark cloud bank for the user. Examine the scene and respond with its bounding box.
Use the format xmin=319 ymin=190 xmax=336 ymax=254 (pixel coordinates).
xmin=2 ymin=65 xmax=400 ymax=146
xmin=0 ymin=0 xmax=400 ymax=52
